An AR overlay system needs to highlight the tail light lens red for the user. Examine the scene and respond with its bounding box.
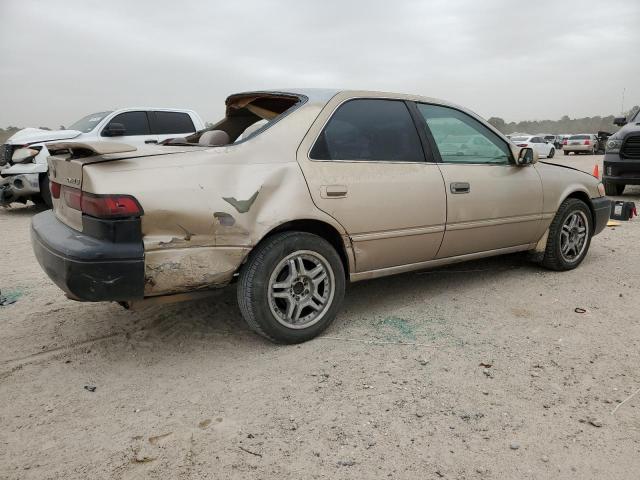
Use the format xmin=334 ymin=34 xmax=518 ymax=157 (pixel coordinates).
xmin=562 ymin=139 xmax=567 ymax=144
xmin=50 ymin=181 xmax=61 ymax=199
xmin=584 ymin=140 xmax=590 ymax=145
xmin=51 ymin=182 xmax=143 ymax=218
xmin=81 ymin=193 xmax=142 ymax=218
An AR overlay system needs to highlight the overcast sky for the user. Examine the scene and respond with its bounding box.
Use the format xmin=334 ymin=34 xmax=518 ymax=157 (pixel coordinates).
xmin=1 ymin=0 xmax=638 ymax=128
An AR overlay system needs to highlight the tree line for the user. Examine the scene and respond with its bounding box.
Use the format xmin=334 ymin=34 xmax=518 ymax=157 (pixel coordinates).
xmin=2 ymin=105 xmax=639 ymax=144
xmin=488 ymin=105 xmax=639 ymax=135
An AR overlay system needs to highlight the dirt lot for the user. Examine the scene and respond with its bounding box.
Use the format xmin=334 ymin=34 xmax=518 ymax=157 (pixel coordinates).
xmin=1 ymin=154 xmax=639 ymax=480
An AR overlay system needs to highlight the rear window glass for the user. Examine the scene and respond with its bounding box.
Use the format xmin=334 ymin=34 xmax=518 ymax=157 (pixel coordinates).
xmin=510 ymin=136 xmax=529 ymax=142
xmin=310 ymin=99 xmax=424 ymax=162
xmin=569 ymin=135 xmax=589 ymax=140
xmin=151 ymin=112 xmax=196 ymax=135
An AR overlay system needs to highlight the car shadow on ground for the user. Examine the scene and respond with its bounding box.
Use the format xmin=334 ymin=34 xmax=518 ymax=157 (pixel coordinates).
xmin=112 ymin=252 xmax=540 ymax=351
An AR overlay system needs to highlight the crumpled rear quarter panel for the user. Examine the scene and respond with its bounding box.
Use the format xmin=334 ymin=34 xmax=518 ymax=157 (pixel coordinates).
xmin=81 ymin=107 xmax=346 ymax=296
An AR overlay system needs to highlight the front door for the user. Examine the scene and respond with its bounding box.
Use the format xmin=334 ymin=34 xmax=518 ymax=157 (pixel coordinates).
xmin=297 ymin=96 xmax=447 ymax=273
xmin=414 ymin=103 xmax=544 ymax=258
xmin=101 ymin=111 xmax=158 ymax=146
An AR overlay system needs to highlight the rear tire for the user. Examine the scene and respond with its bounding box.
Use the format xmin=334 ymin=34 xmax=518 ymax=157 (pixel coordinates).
xmin=548 ymin=148 xmax=555 ymax=158
xmin=541 ymin=198 xmax=592 ymax=271
xmin=604 ymin=182 xmax=625 ymax=196
xmin=237 ymin=231 xmax=345 ymax=344
xmin=564 ymin=150 xmax=569 ymax=156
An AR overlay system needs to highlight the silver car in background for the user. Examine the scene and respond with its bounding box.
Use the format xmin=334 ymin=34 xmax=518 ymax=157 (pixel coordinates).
xmin=562 ymin=134 xmax=598 ymax=155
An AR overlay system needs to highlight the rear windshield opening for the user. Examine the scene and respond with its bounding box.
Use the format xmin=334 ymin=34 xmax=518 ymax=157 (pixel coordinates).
xmin=569 ymin=135 xmax=589 ymax=140
xmin=181 ymin=93 xmax=301 ymax=147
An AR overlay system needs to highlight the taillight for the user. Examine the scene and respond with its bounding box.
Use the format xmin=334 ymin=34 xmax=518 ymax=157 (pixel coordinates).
xmin=82 ymin=194 xmax=142 ymax=218
xmin=60 ymin=185 xmax=142 ymax=218
xmin=517 ymin=144 xmax=528 ymax=147
xmin=63 ymin=186 xmax=82 ymax=210
xmin=584 ymin=140 xmax=590 ymax=145
xmin=50 ymin=181 xmax=61 ymax=199
xmin=562 ymin=139 xmax=567 ymax=145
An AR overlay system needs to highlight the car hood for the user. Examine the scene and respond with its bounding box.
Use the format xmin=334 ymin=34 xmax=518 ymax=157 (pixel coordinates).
xmin=6 ymin=128 xmax=83 ymax=145
xmin=611 ymin=121 xmax=640 ymax=140
xmin=539 ymin=160 xmax=596 ymax=179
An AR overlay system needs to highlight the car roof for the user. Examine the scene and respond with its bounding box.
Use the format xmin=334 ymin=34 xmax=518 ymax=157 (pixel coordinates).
xmin=229 ymin=88 xmax=464 ymax=110
xmin=112 ymin=107 xmax=199 ymax=114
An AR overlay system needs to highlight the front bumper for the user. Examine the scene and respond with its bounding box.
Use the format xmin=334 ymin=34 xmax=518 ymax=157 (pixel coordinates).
xmin=31 ymin=211 xmax=145 ymax=301
xmin=591 ymin=197 xmax=611 ymax=236
xmin=603 ymin=157 xmax=640 ymax=185
xmin=0 ymin=173 xmax=40 ymax=205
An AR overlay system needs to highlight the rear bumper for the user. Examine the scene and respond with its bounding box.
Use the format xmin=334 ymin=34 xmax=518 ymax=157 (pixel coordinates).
xmin=31 ymin=210 xmax=145 ymax=301
xmin=563 ymin=144 xmax=593 ymax=152
xmin=591 ymin=197 xmax=611 ymax=236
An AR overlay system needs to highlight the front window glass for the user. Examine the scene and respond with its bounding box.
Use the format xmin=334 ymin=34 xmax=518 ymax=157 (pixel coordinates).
xmin=103 ymin=111 xmax=150 ymax=136
xmin=417 ymin=104 xmax=511 ymax=164
xmin=68 ymin=111 xmax=112 ymax=133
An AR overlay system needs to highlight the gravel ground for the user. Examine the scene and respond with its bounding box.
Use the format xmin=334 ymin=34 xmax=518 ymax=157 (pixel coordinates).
xmin=1 ymin=154 xmax=639 ymax=479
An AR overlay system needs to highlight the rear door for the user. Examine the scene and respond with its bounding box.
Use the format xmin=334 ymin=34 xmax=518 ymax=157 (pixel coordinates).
xmin=101 ymin=111 xmax=158 ymax=146
xmin=414 ymin=103 xmax=543 ymax=258
xmin=297 ymin=96 xmax=447 ymax=273
xmin=149 ymin=111 xmax=197 ymax=142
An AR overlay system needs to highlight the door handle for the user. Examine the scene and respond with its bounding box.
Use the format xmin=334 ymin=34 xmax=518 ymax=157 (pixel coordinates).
xmin=321 ymin=185 xmax=348 ymax=198
xmin=145 ymin=139 xmax=158 ymax=144
xmin=450 ymin=182 xmax=470 ymax=194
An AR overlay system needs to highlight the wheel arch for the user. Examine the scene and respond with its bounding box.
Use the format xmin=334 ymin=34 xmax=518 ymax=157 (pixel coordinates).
xmin=563 ymin=190 xmax=596 ymax=225
xmin=254 ymin=219 xmax=354 ymax=277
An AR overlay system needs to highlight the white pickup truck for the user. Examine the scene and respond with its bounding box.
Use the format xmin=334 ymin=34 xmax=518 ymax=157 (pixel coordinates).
xmin=0 ymin=108 xmax=205 ymax=206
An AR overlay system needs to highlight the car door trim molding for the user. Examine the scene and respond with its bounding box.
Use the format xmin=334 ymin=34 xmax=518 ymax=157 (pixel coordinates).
xmin=350 ymin=224 xmax=445 ymax=242
xmin=350 ymin=243 xmax=533 ymax=282
xmin=445 ymin=213 xmax=544 ymax=231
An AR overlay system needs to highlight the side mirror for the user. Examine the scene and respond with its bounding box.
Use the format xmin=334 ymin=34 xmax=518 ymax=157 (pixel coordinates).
xmin=614 ymin=116 xmax=627 ymax=127
xmin=516 ymin=147 xmax=536 ymax=166
xmin=103 ymin=122 xmax=126 ymax=137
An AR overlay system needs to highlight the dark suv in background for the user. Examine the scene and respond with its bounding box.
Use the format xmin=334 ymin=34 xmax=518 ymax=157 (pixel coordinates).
xmin=603 ymin=110 xmax=640 ymax=195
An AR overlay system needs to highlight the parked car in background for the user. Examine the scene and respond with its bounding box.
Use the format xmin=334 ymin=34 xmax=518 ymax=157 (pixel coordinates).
xmin=31 ymin=89 xmax=610 ymax=344
xmin=0 ymin=108 xmax=204 ymax=207
xmin=603 ymin=110 xmax=640 ymax=195
xmin=558 ymin=134 xmax=571 ymax=148
xmin=510 ymin=135 xmax=556 ymax=158
xmin=540 ymin=134 xmax=561 ymax=148
xmin=562 ymin=134 xmax=598 ymax=155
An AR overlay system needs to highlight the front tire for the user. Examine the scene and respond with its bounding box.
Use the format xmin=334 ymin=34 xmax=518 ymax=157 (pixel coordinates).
xmin=604 ymin=182 xmax=625 ymax=196
xmin=564 ymin=150 xmax=569 ymax=156
xmin=541 ymin=198 xmax=592 ymax=271
xmin=237 ymin=231 xmax=345 ymax=344
xmin=548 ymin=148 xmax=555 ymax=158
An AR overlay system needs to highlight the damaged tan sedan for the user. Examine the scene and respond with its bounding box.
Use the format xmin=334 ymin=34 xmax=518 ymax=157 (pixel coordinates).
xmin=31 ymin=89 xmax=611 ymax=343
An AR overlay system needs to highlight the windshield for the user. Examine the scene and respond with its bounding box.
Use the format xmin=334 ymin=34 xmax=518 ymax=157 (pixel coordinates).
xmin=68 ymin=111 xmax=112 ymax=133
